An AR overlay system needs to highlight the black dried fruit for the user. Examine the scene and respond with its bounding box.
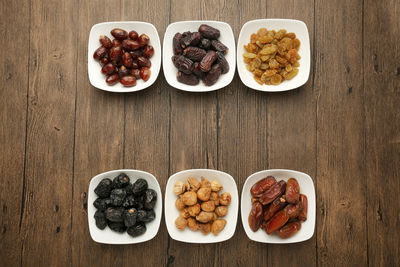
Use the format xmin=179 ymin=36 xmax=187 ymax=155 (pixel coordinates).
xmin=124 ymin=183 xmax=133 ymax=195
xmin=110 ymin=188 xmax=126 ymax=206
xmin=177 ymin=71 xmax=199 ymax=85
xmin=192 ymin=62 xmax=204 ymax=78
xmin=123 ymin=208 xmax=137 ymax=227
xmin=112 ymin=173 xmax=130 ymax=188
xmin=173 ymin=32 xmax=183 ymax=55
xmin=181 ymin=31 xmax=201 ymax=48
xmin=200 ymin=50 xmax=218 ymax=72
xmin=144 ymin=189 xmax=157 ymax=210
xmin=137 ymin=209 xmax=155 ymax=223
xmin=94 ymin=178 xmax=113 ymax=198
xmin=203 ymin=64 xmax=222 ymax=86
xmin=108 ymin=221 xmax=127 ymax=233
xmin=211 ymin=39 xmax=229 ymax=54
xmin=145 ymin=209 xmax=155 ymax=222
xmin=105 ymin=207 xmax=124 ymax=222
xmin=127 ymin=223 xmax=146 ymax=237
xmin=217 ymin=52 xmax=229 ymax=74
xmin=199 ymin=38 xmax=211 ymax=50
xmin=199 ymin=24 xmax=220 ymax=40
xmin=93 ymin=198 xmax=111 ymax=211
xmin=122 ymin=194 xmax=140 ymax=208
xmin=172 ymin=55 xmax=194 ymax=74
xmin=132 ymin=178 xmax=148 ymax=196
xmin=183 ymin=46 xmax=207 ymax=61
xmin=94 ymin=210 xmax=107 ymax=230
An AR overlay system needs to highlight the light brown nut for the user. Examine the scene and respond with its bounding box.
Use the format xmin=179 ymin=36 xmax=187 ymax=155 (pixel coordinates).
xmin=219 ymin=192 xmax=231 ymax=206
xmin=186 ymin=177 xmax=201 ymax=192
xmin=187 ymin=203 xmax=201 ymax=217
xmin=201 ymin=201 xmax=215 ymax=212
xmin=210 ymin=192 xmax=220 ymax=206
xmin=196 ymin=211 xmax=215 ymax=223
xmin=198 ymin=223 xmax=211 ymax=235
xmin=180 ymin=209 xmax=190 ymax=219
xmin=182 ymin=191 xmax=197 ymax=206
xmin=211 ymin=219 xmax=227 ymax=235
xmin=211 ymin=180 xmax=223 ymax=192
xmin=197 ymin=187 xmax=212 ymax=202
xmin=175 ymin=197 xmax=185 ymax=211
xmin=175 ymin=216 xmax=187 ymax=230
xmin=174 ymin=181 xmax=186 ymax=195
xmin=200 ymin=177 xmax=211 ymax=188
xmin=215 ymin=206 xmax=228 ymax=217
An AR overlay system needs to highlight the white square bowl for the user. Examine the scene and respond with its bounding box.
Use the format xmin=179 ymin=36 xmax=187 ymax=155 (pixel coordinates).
xmin=241 ymin=169 xmax=315 ymax=244
xmin=165 ymin=169 xmax=239 ymax=243
xmin=237 ymin=19 xmax=311 ymax=92
xmin=88 ymin=21 xmax=161 ymax=93
xmin=163 ymin=21 xmax=236 ymax=92
xmin=88 ymin=169 xmax=162 ymax=244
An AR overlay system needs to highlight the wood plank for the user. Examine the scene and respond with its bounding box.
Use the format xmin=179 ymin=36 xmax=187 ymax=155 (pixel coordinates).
xmin=266 ymin=1 xmax=316 ymax=266
xmin=0 ymin=0 xmax=29 ymax=265
xmin=70 ymin=0 xmax=126 ymax=266
xmin=315 ymin=0 xmax=367 ymax=266
xmin=19 ymin=0 xmax=78 ymax=265
xmin=364 ymin=0 xmax=400 ymax=266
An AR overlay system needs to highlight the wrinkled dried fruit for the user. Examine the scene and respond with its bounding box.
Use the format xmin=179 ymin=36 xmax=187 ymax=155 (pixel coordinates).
xmin=201 ymin=201 xmax=215 ymax=212
xmin=94 ymin=210 xmax=107 ymax=229
xmin=139 ymin=67 xmax=151 ymax=81
xmin=198 ymin=223 xmax=211 ymax=235
xmin=128 ymin=30 xmax=138 ymax=40
xmin=211 ymin=219 xmax=226 ymax=235
xmin=94 ymin=178 xmax=113 ymax=198
xmin=129 ymin=68 xmax=141 ymax=79
xmin=99 ymin=35 xmax=112 ymax=49
xmin=109 ymin=46 xmax=122 ymax=61
xmin=182 ymin=191 xmax=197 ymax=206
xmin=186 ymin=177 xmax=201 ymax=191
xmin=197 ymin=187 xmax=212 ymax=202
xmin=175 ymin=216 xmax=187 ymax=230
xmin=285 ymin=178 xmax=300 ymax=204
xmin=174 ymin=181 xmax=186 ymax=195
xmin=211 ymin=40 xmax=228 ymax=54
xmin=132 ymin=179 xmax=148 ymax=196
xmin=200 ymin=50 xmax=217 ymax=72
xmin=105 ymin=207 xmax=124 ymax=222
xmin=177 ymin=71 xmax=199 ymax=85
xmin=215 ymin=206 xmax=228 ymax=217
xmin=199 ymin=24 xmax=220 ymax=39
xmin=111 ymin=28 xmax=128 ymax=40
xmin=143 ymin=45 xmax=154 ymax=58
xmin=199 ymin=38 xmax=211 ymax=50
xmin=248 ymin=201 xmax=263 ymax=232
xmin=278 ymin=221 xmax=301 ymax=238
xmin=187 ymin=203 xmax=201 ymax=217
xmin=184 ymin=46 xmax=207 ymax=61
xmin=122 ymin=52 xmax=133 ymax=68
xmin=137 ymin=56 xmax=151 ymax=68
xmin=250 ymin=176 xmax=277 ymax=197
xmin=118 ymin=66 xmax=130 ymax=78
xmin=265 ymin=209 xmax=289 ymax=234
xmin=122 ymin=39 xmax=140 ymax=51
xmin=93 ymin=46 xmax=108 ymax=60
xmin=123 ymin=208 xmax=137 ymax=227
xmin=110 ymin=189 xmax=126 ymax=206
xmin=187 ymin=217 xmax=198 ymax=231
xmin=173 ymin=32 xmax=183 ymax=55
xmin=284 ymin=203 xmax=302 ymax=219
xmin=298 ymin=194 xmax=308 ymax=221
xmin=173 ymin=55 xmax=194 ymax=74
xmin=219 ymin=192 xmax=231 ymax=206
xmin=211 ymin=180 xmax=223 ymax=192
xmin=196 ymin=211 xmax=215 ymax=223
xmin=217 ymin=52 xmax=229 ymax=74
xmin=93 ymin=198 xmax=111 ymax=211
xmin=106 ymin=74 xmax=119 ymax=85
xmin=127 ymin=223 xmax=146 ymax=237
xmin=138 ymin=34 xmax=150 ymax=47
xmin=263 ymin=197 xmax=286 ymax=221
xmin=108 ymin=221 xmax=126 ymax=232
xmin=260 ymin=180 xmax=286 ymax=205
xmin=175 ymin=197 xmax=185 ymax=211
xmin=144 ymin=189 xmax=157 ymax=210
xmin=202 ymin=64 xmax=221 ymax=86
xmin=192 ymin=62 xmax=204 ymax=78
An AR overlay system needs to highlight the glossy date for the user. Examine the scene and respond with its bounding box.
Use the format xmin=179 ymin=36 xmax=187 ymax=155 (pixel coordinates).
xmin=250 ymin=176 xmax=277 ymax=197
xmin=259 ymin=180 xmax=286 ymax=205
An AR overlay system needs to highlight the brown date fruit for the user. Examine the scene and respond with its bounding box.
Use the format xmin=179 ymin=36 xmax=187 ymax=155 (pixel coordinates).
xmin=109 ymin=46 xmax=122 ymax=62
xmin=172 ymin=55 xmax=193 ymax=74
xmin=217 ymin=52 xmax=229 ymax=74
xmin=199 ymin=38 xmax=211 ymax=50
xmin=202 ymin=64 xmax=221 ymax=86
xmin=211 ymin=39 xmax=228 ymax=54
xmin=131 ymin=60 xmax=139 ymax=69
xmin=260 ymin=180 xmax=286 ymax=205
xmin=285 ymin=178 xmax=300 ymax=204
xmin=120 ymin=75 xmax=136 ymax=87
xmin=200 ymin=50 xmax=217 ymax=72
xmin=111 ymin=28 xmax=128 ymax=40
xmin=122 ymin=52 xmax=133 ymax=68
xmin=106 ymin=73 xmax=119 ymax=85
xmin=250 ymin=176 xmax=277 ymax=197
xmin=176 ymin=71 xmax=199 ymax=85
xmin=118 ymin=66 xmax=129 ymax=77
xmin=140 ymin=67 xmax=151 ymax=81
xmin=112 ymin=39 xmax=122 ymax=47
xmin=183 ymin=46 xmax=207 ymax=62
xmin=173 ymin=33 xmax=183 ymax=55
xmin=298 ymin=194 xmax=308 ymax=221
xmin=284 ymin=203 xmax=302 ymax=219
xmin=122 ymin=39 xmax=140 ymax=51
xmin=137 ymin=56 xmax=151 ymax=68
xmin=93 ymin=46 xmax=108 ymax=60
xmin=143 ymin=45 xmax=154 ymax=58
xmin=264 ymin=209 xmax=289 ymax=234
xmin=192 ymin=62 xmax=204 ymax=78
xmin=101 ymin=63 xmax=116 ymax=75
xmin=180 ymin=31 xmax=201 ymax=48
xmin=99 ymin=35 xmax=112 ymax=49
xmin=100 ymin=56 xmax=109 ymax=65
xmin=198 ymin=24 xmax=220 ymax=40
xmin=263 ymin=197 xmax=286 ymax=221
xmin=128 ymin=30 xmax=138 ymax=40
xmin=138 ymin=34 xmax=150 ymax=47
xmin=248 ymin=201 xmax=263 ymax=232
xmin=129 ymin=69 xmax=141 ymax=80
xmin=130 ymin=50 xmax=143 ymax=59
xmin=278 ymin=221 xmax=301 ymax=238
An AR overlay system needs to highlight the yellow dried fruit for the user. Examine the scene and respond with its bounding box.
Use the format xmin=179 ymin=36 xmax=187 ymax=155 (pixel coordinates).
xmin=200 ymin=177 xmax=211 ymax=188
xmin=283 ymin=68 xmax=299 ymax=80
xmin=175 ymin=216 xmax=187 ymax=230
xmin=271 ymin=74 xmax=283 ymax=85
xmin=201 ymin=201 xmax=215 ymax=212
xmin=243 ymin=52 xmax=257 ymax=59
xmin=211 ymin=219 xmax=227 ymax=235
xmin=182 ymin=191 xmax=197 ymax=206
xmin=197 ymin=187 xmax=211 ymax=201
xmin=186 ymin=177 xmax=201 ymax=192
xmin=219 ymin=192 xmax=231 ymax=206
xmin=211 ymin=180 xmax=223 ymax=192
xmin=187 ymin=217 xmax=198 ymax=231
xmin=173 ymin=181 xmax=186 ymax=195
xmin=175 ymin=197 xmax=185 ymax=211
xmin=215 ymin=206 xmax=228 ymax=217
xmin=187 ymin=203 xmax=201 ymax=217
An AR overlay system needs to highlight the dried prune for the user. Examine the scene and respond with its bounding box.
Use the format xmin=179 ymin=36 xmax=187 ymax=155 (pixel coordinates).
xmin=132 ymin=178 xmax=148 ymax=196
xmin=211 ymin=40 xmax=228 ymax=54
xmin=137 ymin=209 xmax=155 ymax=223
xmin=248 ymin=201 xmax=263 ymax=232
xmin=93 ymin=197 xmax=111 ymax=211
xmin=110 ymin=189 xmax=126 ymax=206
xmin=177 ymin=71 xmax=199 ymax=85
xmin=94 ymin=178 xmax=113 ymax=198
xmin=250 ymin=176 xmax=277 ymax=197
xmin=144 ymin=189 xmax=157 ymax=210
xmin=123 ymin=208 xmax=137 ymax=227
xmin=192 ymin=62 xmax=204 ymax=78
xmin=108 ymin=221 xmax=126 ymax=232
xmin=173 ymin=32 xmax=183 ymax=55
xmin=199 ymin=38 xmax=211 ymax=50
xmin=259 ymin=180 xmax=286 ymax=205
xmin=200 ymin=50 xmax=217 ymax=72
xmin=172 ymin=55 xmax=194 ymax=74
xmin=112 ymin=173 xmax=130 ymax=188
xmin=217 ymin=52 xmax=229 ymax=74
xmin=285 ymin=178 xmax=300 ymax=204
xmin=199 ymin=24 xmax=220 ymax=39
xmin=105 ymin=207 xmax=124 ymax=222
xmin=122 ymin=194 xmax=140 ymax=208
xmin=94 ymin=210 xmax=107 ymax=230
xmin=183 ymin=46 xmax=207 ymax=61
xmin=202 ymin=64 xmax=221 ymax=86
xmin=127 ymin=223 xmax=146 ymax=237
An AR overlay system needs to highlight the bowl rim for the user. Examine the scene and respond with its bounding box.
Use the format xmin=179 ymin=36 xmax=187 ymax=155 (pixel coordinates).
xmin=88 ymin=168 xmax=162 ymax=244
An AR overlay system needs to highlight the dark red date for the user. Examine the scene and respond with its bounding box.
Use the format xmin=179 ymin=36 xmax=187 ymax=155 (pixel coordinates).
xmin=264 ymin=209 xmax=289 ymax=234
xmin=200 ymin=50 xmax=217 ymax=72
xmin=199 ymin=38 xmax=211 ymax=50
xmin=211 ymin=39 xmax=228 ymax=54
xmin=176 ymin=71 xmax=199 ymax=86
xmin=173 ymin=33 xmax=183 ymax=55
xmin=202 ymin=64 xmax=221 ymax=86
xmin=128 ymin=30 xmax=138 ymax=40
xmin=263 ymin=197 xmax=286 ymax=221
xmin=120 ymin=75 xmax=136 ymax=87
xmin=143 ymin=45 xmax=154 ymax=58
xmin=99 ymin=35 xmax=112 ymax=49
xmin=93 ymin=46 xmax=108 ymax=60
xmin=100 ymin=56 xmax=109 ymax=65
xmin=298 ymin=194 xmax=308 ymax=221
xmin=138 ymin=34 xmax=150 ymax=47
xmin=139 ymin=67 xmax=151 ymax=81
xmin=250 ymin=176 xmax=277 ymax=197
xmin=284 ymin=203 xmax=302 ymax=219
xmin=122 ymin=39 xmax=140 ymax=51
xmin=129 ymin=50 xmax=143 ymax=59
xmin=278 ymin=221 xmax=301 ymax=238
xmin=260 ymin=180 xmax=286 ymax=205
xmin=198 ymin=24 xmax=220 ymax=39
xmin=192 ymin=62 xmax=204 ymax=78
xmin=118 ymin=66 xmax=129 ymax=77
xmin=172 ymin=55 xmax=193 ymax=74
xmin=285 ymin=178 xmax=300 ymax=204
xmin=111 ymin=28 xmax=128 ymax=40
xmin=122 ymin=52 xmax=133 ymax=68
xmin=217 ymin=52 xmax=229 ymax=74
xmin=112 ymin=39 xmax=121 ymax=47
xmin=101 ymin=63 xmax=116 ymax=75
xmin=109 ymin=46 xmax=122 ymax=62
xmin=106 ymin=73 xmax=119 ymax=85
xmin=137 ymin=56 xmax=151 ymax=68
xmin=129 ymin=69 xmax=141 ymax=79
xmin=183 ymin=46 xmax=207 ymax=62
xmin=248 ymin=201 xmax=263 ymax=232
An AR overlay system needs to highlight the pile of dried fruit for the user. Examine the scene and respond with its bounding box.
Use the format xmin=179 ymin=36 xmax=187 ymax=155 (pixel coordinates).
xmin=243 ymin=28 xmax=301 ymax=85
xmin=93 ymin=28 xmax=153 ymax=87
xmin=174 ymin=177 xmax=231 ymax=235
xmin=248 ymin=176 xmax=307 ymax=238
xmin=172 ymin=24 xmax=230 ymax=86
xmin=93 ymin=173 xmax=157 ymax=237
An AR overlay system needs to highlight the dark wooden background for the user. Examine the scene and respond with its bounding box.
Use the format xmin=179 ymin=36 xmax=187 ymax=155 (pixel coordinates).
xmin=1 ymin=0 xmax=399 ymax=266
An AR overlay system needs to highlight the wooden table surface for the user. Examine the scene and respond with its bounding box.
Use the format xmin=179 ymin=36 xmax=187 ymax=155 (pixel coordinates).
xmin=1 ymin=0 xmax=399 ymax=266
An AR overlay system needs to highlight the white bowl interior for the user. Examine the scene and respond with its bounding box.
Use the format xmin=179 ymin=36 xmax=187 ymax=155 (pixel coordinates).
xmin=237 ymin=19 xmax=311 ymax=92
xmin=88 ymin=169 xmax=162 ymax=244
xmin=163 ymin=21 xmax=236 ymax=92
xmin=165 ymin=169 xmax=238 ymax=243
xmin=241 ymin=169 xmax=315 ymax=244
xmin=88 ymin=21 xmax=161 ymax=93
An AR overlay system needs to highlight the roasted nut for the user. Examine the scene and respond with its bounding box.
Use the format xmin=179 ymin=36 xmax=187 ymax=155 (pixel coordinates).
xmin=211 ymin=180 xmax=223 ymax=192
xmin=187 ymin=217 xmax=198 ymax=231
xmin=186 ymin=177 xmax=201 ymax=192
xmin=197 ymin=187 xmax=211 ymax=201
xmin=175 ymin=197 xmax=185 ymax=211
xmin=180 ymin=209 xmax=190 ymax=219
xmin=196 ymin=211 xmax=215 ymax=223
xmin=182 ymin=191 xmax=197 ymax=206
xmin=200 ymin=177 xmax=211 ymax=188
xmin=219 ymin=192 xmax=231 ymax=206
xmin=175 ymin=216 xmax=187 ymax=230
xmin=201 ymin=201 xmax=215 ymax=212
xmin=174 ymin=181 xmax=186 ymax=195
xmin=215 ymin=206 xmax=228 ymax=217
xmin=187 ymin=203 xmax=201 ymax=217
xmin=210 ymin=192 xmax=220 ymax=206
xmin=211 ymin=219 xmax=226 ymax=235
xmin=198 ymin=223 xmax=211 ymax=235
